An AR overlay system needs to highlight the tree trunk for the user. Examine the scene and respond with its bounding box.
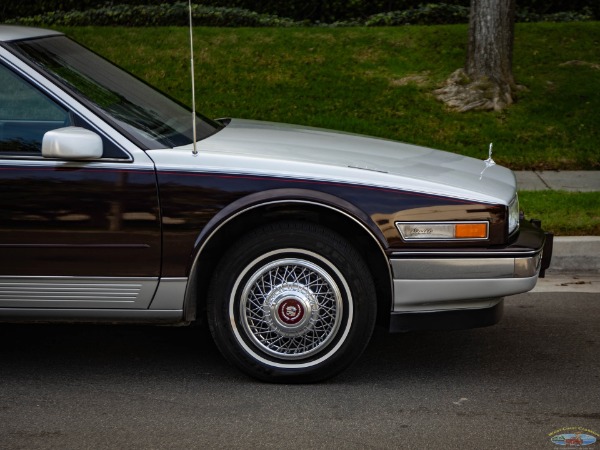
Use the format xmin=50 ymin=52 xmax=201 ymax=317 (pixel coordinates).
xmin=435 ymin=0 xmax=517 ymax=112
xmin=467 ymin=0 xmax=515 ymax=86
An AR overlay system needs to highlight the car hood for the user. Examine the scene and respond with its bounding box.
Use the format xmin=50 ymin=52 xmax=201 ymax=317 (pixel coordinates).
xmin=153 ymin=119 xmax=516 ymax=205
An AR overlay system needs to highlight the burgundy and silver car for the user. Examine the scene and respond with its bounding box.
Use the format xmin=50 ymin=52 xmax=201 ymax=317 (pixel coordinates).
xmin=0 ymin=26 xmax=552 ymax=382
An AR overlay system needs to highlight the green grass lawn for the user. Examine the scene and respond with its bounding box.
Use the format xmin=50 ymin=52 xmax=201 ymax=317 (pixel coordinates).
xmin=58 ymin=24 xmax=599 ymax=234
xmin=63 ymin=23 xmax=599 ymax=170
xmin=519 ymin=191 xmax=599 ymax=235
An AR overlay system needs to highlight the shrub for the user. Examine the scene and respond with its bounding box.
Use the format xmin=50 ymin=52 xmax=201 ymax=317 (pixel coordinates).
xmin=1 ymin=0 xmax=598 ymax=23
xmin=6 ymin=3 xmax=298 ymax=27
xmin=362 ymin=4 xmax=470 ymax=26
xmin=516 ymin=7 xmax=595 ymax=23
xmin=5 ymin=2 xmax=597 ymax=27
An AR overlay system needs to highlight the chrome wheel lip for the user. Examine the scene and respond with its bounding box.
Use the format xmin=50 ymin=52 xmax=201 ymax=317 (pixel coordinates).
xmin=229 ymin=249 xmax=354 ymax=368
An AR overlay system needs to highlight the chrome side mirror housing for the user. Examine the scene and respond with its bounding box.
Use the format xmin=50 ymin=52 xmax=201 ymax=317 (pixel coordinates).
xmin=42 ymin=127 xmax=103 ymax=160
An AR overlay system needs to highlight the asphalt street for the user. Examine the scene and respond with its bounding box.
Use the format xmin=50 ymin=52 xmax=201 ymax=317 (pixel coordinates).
xmin=1 ymin=291 xmax=599 ymax=449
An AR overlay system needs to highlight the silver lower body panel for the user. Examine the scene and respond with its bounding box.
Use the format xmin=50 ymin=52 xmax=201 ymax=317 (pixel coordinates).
xmin=0 ymin=276 xmax=158 ymax=309
xmin=0 ymin=276 xmax=188 ymax=311
xmin=391 ymin=254 xmax=542 ymax=313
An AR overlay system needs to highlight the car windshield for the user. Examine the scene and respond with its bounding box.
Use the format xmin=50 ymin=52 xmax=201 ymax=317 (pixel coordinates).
xmin=10 ymin=35 xmax=222 ymax=149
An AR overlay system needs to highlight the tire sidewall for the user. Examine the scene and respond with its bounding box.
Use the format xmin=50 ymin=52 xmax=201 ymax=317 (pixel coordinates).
xmin=208 ymin=223 xmax=376 ymax=382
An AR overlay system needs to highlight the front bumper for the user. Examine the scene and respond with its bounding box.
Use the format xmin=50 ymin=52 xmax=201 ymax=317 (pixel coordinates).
xmin=388 ymin=219 xmax=552 ymax=332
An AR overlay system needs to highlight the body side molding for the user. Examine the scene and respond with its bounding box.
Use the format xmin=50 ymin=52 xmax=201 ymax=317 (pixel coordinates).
xmin=0 ymin=276 xmax=158 ymax=309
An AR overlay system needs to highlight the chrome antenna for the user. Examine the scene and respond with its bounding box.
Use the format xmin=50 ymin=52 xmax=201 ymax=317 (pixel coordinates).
xmin=188 ymin=0 xmax=198 ymax=155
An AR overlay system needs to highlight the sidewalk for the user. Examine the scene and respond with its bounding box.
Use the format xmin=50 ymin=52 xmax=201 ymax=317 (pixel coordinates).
xmin=515 ymin=170 xmax=600 ymax=192
xmin=515 ymin=170 xmax=599 ymax=292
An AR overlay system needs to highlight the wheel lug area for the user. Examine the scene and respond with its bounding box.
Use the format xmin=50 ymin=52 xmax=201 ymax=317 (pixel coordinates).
xmin=264 ymin=285 xmax=316 ymax=337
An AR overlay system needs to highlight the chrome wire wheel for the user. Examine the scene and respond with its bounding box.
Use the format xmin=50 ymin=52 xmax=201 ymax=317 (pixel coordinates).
xmin=239 ymin=256 xmax=344 ymax=360
xmin=209 ymin=221 xmax=376 ymax=382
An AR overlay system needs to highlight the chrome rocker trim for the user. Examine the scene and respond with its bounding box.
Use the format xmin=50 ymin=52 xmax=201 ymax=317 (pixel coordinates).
xmin=0 ymin=276 xmax=188 ymax=311
xmin=0 ymin=276 xmax=158 ymax=309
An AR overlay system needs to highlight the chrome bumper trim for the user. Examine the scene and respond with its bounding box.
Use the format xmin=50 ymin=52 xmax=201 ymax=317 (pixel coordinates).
xmin=390 ymin=250 xmax=539 ymax=257
xmin=392 ymin=278 xmax=537 ymax=312
xmin=390 ymin=254 xmax=542 ymax=313
xmin=391 ymin=255 xmax=542 ymax=280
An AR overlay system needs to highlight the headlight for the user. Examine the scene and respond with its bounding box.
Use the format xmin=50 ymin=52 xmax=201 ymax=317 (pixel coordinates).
xmin=508 ymin=194 xmax=520 ymax=234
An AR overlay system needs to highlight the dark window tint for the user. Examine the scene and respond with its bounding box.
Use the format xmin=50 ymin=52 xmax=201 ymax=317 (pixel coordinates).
xmin=0 ymin=63 xmax=70 ymax=154
xmin=12 ymin=36 xmax=223 ymax=150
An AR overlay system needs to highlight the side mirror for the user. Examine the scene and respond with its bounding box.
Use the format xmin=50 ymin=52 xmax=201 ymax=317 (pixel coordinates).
xmin=42 ymin=127 xmax=103 ymax=160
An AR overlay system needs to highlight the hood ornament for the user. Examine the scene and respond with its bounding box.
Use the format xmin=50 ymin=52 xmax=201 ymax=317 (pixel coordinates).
xmin=479 ymin=142 xmax=496 ymax=180
xmin=484 ymin=142 xmax=495 ymax=167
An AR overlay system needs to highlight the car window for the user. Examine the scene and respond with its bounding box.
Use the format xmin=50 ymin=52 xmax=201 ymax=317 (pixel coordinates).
xmin=11 ymin=36 xmax=223 ymax=150
xmin=0 ymin=62 xmax=70 ymax=154
xmin=0 ymin=62 xmax=128 ymax=159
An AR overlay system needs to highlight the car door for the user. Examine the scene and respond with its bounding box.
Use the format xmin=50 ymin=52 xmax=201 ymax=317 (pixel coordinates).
xmin=0 ymin=62 xmax=161 ymax=309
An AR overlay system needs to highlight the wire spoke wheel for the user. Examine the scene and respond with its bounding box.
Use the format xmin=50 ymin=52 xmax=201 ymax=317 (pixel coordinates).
xmin=208 ymin=222 xmax=376 ymax=383
xmin=240 ymin=257 xmax=343 ymax=360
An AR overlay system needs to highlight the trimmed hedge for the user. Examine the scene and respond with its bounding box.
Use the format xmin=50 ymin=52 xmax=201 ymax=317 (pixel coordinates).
xmin=202 ymin=0 xmax=599 ymax=22
xmin=6 ymin=4 xmax=297 ymax=27
xmin=363 ymin=4 xmax=469 ymax=26
xmin=361 ymin=4 xmax=595 ymax=26
xmin=516 ymin=7 xmax=596 ymax=23
xmin=1 ymin=0 xmax=599 ymax=23
xmin=7 ymin=3 xmax=597 ymax=27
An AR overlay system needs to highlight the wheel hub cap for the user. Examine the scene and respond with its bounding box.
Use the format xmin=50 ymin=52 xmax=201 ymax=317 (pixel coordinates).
xmin=240 ymin=257 xmax=343 ymax=360
xmin=265 ymin=286 xmax=316 ymax=337
xmin=277 ymin=297 xmax=306 ymax=325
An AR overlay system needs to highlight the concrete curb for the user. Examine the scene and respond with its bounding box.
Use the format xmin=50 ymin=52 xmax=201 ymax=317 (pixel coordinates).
xmin=533 ymin=237 xmax=600 ymax=293
xmin=513 ymin=171 xmax=599 ymax=273
xmin=550 ymin=236 xmax=600 ymax=272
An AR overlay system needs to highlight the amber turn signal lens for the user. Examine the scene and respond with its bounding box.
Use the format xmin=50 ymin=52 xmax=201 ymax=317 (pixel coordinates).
xmin=395 ymin=221 xmax=489 ymax=240
xmin=455 ymin=223 xmax=488 ymax=239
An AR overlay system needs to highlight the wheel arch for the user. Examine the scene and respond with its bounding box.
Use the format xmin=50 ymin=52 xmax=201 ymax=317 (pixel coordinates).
xmin=183 ymin=189 xmax=393 ymax=327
